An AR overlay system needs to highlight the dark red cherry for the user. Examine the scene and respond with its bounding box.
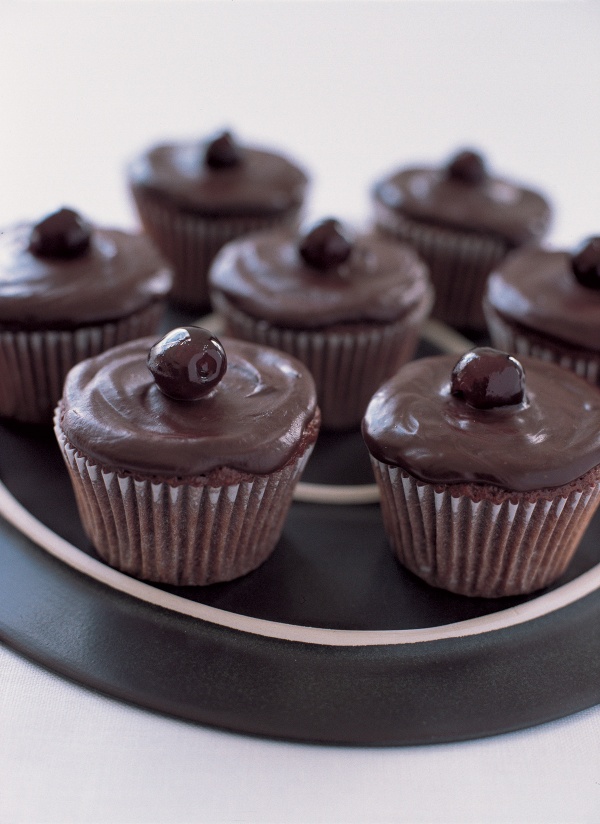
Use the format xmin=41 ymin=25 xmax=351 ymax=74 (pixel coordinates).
xmin=204 ymin=131 xmax=242 ymax=169
xmin=299 ymin=218 xmax=353 ymax=270
xmin=29 ymin=208 xmax=92 ymax=259
xmin=571 ymin=236 xmax=600 ymax=290
xmin=147 ymin=327 xmax=227 ymax=400
xmin=450 ymin=347 xmax=525 ymax=410
xmin=447 ymin=150 xmax=487 ymax=185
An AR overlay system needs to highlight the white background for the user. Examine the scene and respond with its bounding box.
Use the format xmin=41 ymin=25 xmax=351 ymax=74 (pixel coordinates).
xmin=1 ymin=2 xmax=600 ymax=823
xmin=1 ymin=1 xmax=600 ymax=244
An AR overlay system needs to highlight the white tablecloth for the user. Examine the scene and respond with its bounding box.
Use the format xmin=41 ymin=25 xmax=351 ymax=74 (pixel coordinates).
xmin=1 ymin=3 xmax=599 ymax=822
xmin=2 ymin=644 xmax=599 ymax=824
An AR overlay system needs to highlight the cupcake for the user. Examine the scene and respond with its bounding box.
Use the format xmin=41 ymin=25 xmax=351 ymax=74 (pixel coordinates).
xmin=127 ymin=129 xmax=309 ymax=310
xmin=484 ymin=237 xmax=600 ymax=387
xmin=55 ymin=327 xmax=320 ymax=585
xmin=0 ymin=207 xmax=172 ymax=424
xmin=362 ymin=347 xmax=600 ymax=597
xmin=371 ymin=148 xmax=552 ymax=332
xmin=209 ymin=218 xmax=434 ymax=430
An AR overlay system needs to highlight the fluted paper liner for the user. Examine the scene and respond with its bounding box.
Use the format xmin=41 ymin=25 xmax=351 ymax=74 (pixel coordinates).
xmin=131 ymin=191 xmax=302 ymax=308
xmin=213 ymin=291 xmax=433 ymax=430
xmin=371 ymin=459 xmax=600 ymax=597
xmin=55 ymin=418 xmax=315 ymax=585
xmin=375 ymin=207 xmax=509 ymax=331
xmin=0 ymin=303 xmax=164 ymax=425
xmin=484 ymin=302 xmax=600 ymax=388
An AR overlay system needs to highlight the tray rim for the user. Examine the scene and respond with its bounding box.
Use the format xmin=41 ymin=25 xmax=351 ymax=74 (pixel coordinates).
xmin=1 ymin=503 xmax=599 ymax=747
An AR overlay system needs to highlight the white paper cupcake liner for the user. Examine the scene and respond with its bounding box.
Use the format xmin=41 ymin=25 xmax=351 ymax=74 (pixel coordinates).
xmin=212 ymin=290 xmax=433 ymax=430
xmin=0 ymin=303 xmax=165 ymax=425
xmin=371 ymin=459 xmax=600 ymax=597
xmin=375 ymin=209 xmax=509 ymax=330
xmin=55 ymin=418 xmax=315 ymax=585
xmin=131 ymin=191 xmax=302 ymax=309
xmin=484 ymin=302 xmax=600 ymax=388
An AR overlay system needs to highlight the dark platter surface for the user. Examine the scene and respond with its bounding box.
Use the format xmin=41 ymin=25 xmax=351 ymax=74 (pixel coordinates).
xmin=0 ymin=327 xmax=599 ymax=745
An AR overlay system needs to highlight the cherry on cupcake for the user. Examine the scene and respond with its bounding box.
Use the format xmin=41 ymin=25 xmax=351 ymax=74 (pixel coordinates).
xmin=148 ymin=327 xmax=227 ymax=400
xmin=204 ymin=130 xmax=243 ymax=169
xmin=571 ymin=237 xmax=600 ymax=290
xmin=28 ymin=207 xmax=92 ymax=259
xmin=450 ymin=347 xmax=525 ymax=409
xmin=299 ymin=218 xmax=354 ymax=270
xmin=446 ymin=149 xmax=487 ymax=185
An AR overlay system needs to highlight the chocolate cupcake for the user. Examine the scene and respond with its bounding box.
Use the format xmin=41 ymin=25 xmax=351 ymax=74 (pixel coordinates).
xmin=209 ymin=218 xmax=434 ymax=430
xmin=484 ymin=237 xmax=600 ymax=387
xmin=55 ymin=327 xmax=320 ymax=585
xmin=127 ymin=130 xmax=309 ymax=310
xmin=371 ymin=149 xmax=552 ymax=332
xmin=363 ymin=348 xmax=600 ymax=597
xmin=0 ymin=208 xmax=172 ymax=424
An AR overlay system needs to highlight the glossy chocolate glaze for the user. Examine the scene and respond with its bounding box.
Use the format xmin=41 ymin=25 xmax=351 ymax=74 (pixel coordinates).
xmin=59 ymin=336 xmax=318 ymax=477
xmin=486 ymin=248 xmax=600 ymax=352
xmin=0 ymin=223 xmax=172 ymax=329
xmin=372 ymin=165 xmax=552 ymax=246
xmin=209 ymin=227 xmax=432 ymax=329
xmin=362 ymin=354 xmax=600 ymax=491
xmin=128 ymin=139 xmax=309 ymax=217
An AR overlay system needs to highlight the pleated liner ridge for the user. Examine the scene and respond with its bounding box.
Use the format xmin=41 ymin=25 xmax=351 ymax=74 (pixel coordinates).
xmin=131 ymin=191 xmax=302 ymax=308
xmin=55 ymin=419 xmax=315 ymax=586
xmin=0 ymin=303 xmax=164 ymax=425
xmin=371 ymin=459 xmax=600 ymax=598
xmin=213 ymin=291 xmax=433 ymax=431
xmin=376 ymin=208 xmax=509 ymax=331
xmin=484 ymin=301 xmax=600 ymax=388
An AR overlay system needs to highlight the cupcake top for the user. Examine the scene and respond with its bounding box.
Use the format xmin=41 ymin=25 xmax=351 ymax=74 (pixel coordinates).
xmin=0 ymin=208 xmax=172 ymax=329
xmin=59 ymin=329 xmax=318 ymax=477
xmin=485 ymin=239 xmax=600 ymax=351
xmin=362 ymin=348 xmax=600 ymax=491
xmin=372 ymin=149 xmax=552 ymax=246
xmin=127 ymin=130 xmax=309 ymax=217
xmin=209 ymin=218 xmax=433 ymax=328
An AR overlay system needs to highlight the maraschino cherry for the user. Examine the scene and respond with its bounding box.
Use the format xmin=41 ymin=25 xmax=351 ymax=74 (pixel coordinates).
xmin=148 ymin=327 xmax=227 ymax=400
xmin=571 ymin=236 xmax=600 ymax=290
xmin=299 ymin=218 xmax=354 ymax=270
xmin=446 ymin=149 xmax=487 ymax=185
xmin=29 ymin=208 xmax=92 ymax=259
xmin=450 ymin=347 xmax=525 ymax=410
xmin=204 ymin=131 xmax=242 ymax=169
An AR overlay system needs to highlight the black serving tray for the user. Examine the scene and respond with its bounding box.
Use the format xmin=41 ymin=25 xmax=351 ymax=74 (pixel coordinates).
xmin=0 ymin=323 xmax=599 ymax=746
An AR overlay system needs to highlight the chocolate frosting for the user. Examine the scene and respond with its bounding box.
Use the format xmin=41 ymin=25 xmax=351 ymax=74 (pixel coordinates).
xmin=486 ymin=248 xmax=600 ymax=352
xmin=59 ymin=336 xmax=318 ymax=477
xmin=128 ymin=140 xmax=309 ymax=217
xmin=372 ymin=166 xmax=552 ymax=246
xmin=362 ymin=354 xmax=600 ymax=491
xmin=209 ymin=227 xmax=432 ymax=328
xmin=0 ymin=224 xmax=172 ymax=329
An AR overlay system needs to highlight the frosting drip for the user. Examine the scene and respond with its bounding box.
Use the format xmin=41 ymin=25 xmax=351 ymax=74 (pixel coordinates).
xmin=373 ymin=166 xmax=552 ymax=246
xmin=486 ymin=248 xmax=600 ymax=352
xmin=60 ymin=337 xmax=318 ymax=476
xmin=0 ymin=224 xmax=171 ymax=328
xmin=362 ymin=354 xmax=600 ymax=491
xmin=128 ymin=141 xmax=309 ymax=216
xmin=209 ymin=228 xmax=432 ymax=328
